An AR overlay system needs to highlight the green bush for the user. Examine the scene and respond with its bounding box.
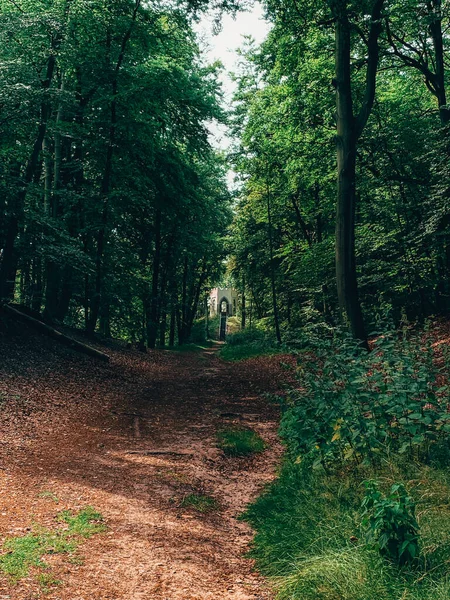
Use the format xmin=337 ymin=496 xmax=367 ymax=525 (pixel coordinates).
xmin=280 ymin=329 xmax=450 ymax=469
xmin=361 ymin=481 xmax=420 ymax=565
xmin=242 ymin=325 xmax=450 ymax=599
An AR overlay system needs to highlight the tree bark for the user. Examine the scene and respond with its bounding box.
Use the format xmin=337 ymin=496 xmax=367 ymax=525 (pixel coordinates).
xmin=241 ymin=274 xmax=246 ymax=329
xmin=266 ymin=172 xmax=282 ymax=343
xmin=0 ymin=54 xmax=57 ymax=300
xmin=334 ymin=0 xmax=384 ymax=345
xmin=147 ymin=208 xmax=162 ymax=348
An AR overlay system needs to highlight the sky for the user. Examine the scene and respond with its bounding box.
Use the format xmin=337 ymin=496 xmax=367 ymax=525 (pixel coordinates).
xmin=194 ymin=3 xmax=271 ymax=150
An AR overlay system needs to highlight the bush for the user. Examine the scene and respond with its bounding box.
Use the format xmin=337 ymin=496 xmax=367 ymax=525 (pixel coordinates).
xmin=243 ymin=324 xmax=450 ymax=600
xmin=361 ymin=481 xmax=420 ymax=565
xmin=280 ymin=328 xmax=450 ymax=469
xmin=244 ymin=460 xmax=450 ymax=600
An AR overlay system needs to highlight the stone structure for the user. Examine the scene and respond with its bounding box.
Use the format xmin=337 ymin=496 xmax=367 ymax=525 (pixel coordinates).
xmin=209 ymin=287 xmax=238 ymax=317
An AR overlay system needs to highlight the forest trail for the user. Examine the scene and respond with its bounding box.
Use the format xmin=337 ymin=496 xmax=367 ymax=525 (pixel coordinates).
xmin=0 ymin=329 xmax=288 ymax=599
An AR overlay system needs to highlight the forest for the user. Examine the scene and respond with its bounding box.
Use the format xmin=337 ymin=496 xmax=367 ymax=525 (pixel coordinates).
xmin=1 ymin=0 xmax=450 ymax=599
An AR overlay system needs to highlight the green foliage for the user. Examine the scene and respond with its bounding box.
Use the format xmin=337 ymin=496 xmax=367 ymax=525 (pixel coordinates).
xmin=220 ymin=328 xmax=280 ymax=361
xmin=361 ymin=481 xmax=420 ymax=566
xmin=217 ymin=427 xmax=266 ymax=456
xmin=280 ymin=328 xmax=450 ymax=469
xmin=0 ymin=507 xmax=105 ymax=581
xmin=37 ymin=572 xmax=62 ymax=593
xmin=0 ymin=0 xmax=231 ymax=344
xmin=244 ymin=459 xmax=450 ymax=600
xmin=180 ymin=493 xmax=218 ymax=512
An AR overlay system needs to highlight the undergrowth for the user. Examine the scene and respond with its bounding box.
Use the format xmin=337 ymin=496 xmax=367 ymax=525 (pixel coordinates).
xmin=217 ymin=427 xmax=266 ymax=456
xmin=244 ymin=325 xmax=450 ymax=599
xmin=244 ymin=460 xmax=450 ymax=599
xmin=0 ymin=507 xmax=106 ymax=582
xmin=220 ymin=328 xmax=281 ymax=361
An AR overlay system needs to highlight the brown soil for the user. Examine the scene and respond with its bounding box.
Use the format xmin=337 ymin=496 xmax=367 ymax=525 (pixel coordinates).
xmin=0 ymin=323 xmax=293 ymax=599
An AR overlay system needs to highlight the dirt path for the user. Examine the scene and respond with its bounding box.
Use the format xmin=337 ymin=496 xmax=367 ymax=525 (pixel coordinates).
xmin=0 ymin=331 xmax=288 ymax=599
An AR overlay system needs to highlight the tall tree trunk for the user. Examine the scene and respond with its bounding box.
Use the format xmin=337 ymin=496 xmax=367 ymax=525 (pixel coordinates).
xmin=334 ymin=0 xmax=384 ymax=345
xmin=429 ymin=0 xmax=449 ymax=125
xmin=147 ymin=208 xmax=161 ymax=348
xmin=178 ymin=254 xmax=188 ymax=345
xmin=241 ymin=274 xmax=246 ymax=329
xmin=169 ymin=303 xmax=176 ymax=347
xmin=266 ymin=174 xmax=282 ymax=343
xmin=44 ymin=75 xmax=65 ymax=322
xmin=0 ymin=55 xmax=57 ymax=300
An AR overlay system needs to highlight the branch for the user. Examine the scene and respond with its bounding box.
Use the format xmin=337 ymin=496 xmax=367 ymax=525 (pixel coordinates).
xmin=385 ymin=19 xmax=437 ymax=94
xmin=355 ymin=0 xmax=385 ymax=139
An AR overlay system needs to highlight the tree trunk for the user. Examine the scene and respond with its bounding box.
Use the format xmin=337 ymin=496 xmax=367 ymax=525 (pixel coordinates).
xmin=88 ymin=0 xmax=141 ymax=335
xmin=266 ymin=174 xmax=282 ymax=343
xmin=334 ymin=0 xmax=383 ymax=345
xmin=147 ymin=208 xmax=161 ymax=348
xmin=44 ymin=75 xmax=65 ymax=322
xmin=429 ymin=0 xmax=449 ymax=125
xmin=241 ymin=274 xmax=246 ymax=329
xmin=0 ymin=54 xmax=57 ymax=300
xmin=169 ymin=304 xmax=176 ymax=347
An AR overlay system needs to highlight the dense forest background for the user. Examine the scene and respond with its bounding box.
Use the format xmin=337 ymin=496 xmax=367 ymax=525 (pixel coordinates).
xmin=0 ymin=0 xmax=232 ymax=348
xmin=229 ymin=0 xmax=450 ymax=345
xmin=0 ymin=0 xmax=449 ymax=347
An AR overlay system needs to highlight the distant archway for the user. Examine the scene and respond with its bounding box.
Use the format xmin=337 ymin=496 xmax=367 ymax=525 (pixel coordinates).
xmin=219 ymin=297 xmax=229 ymax=340
xmin=219 ymin=297 xmax=230 ymax=316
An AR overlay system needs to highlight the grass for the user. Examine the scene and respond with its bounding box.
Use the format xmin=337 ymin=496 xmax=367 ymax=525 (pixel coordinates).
xmin=219 ymin=328 xmax=281 ymax=362
xmin=0 ymin=507 xmax=106 ymax=582
xmin=180 ymin=493 xmax=219 ymax=512
xmin=37 ymin=572 xmax=62 ymax=593
xmin=243 ymin=460 xmax=450 ymax=600
xmin=217 ymin=427 xmax=266 ymax=456
xmin=38 ymin=491 xmax=59 ymax=503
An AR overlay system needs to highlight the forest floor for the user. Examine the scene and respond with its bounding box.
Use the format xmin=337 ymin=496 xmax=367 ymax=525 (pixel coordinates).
xmin=0 ymin=321 xmax=293 ymax=600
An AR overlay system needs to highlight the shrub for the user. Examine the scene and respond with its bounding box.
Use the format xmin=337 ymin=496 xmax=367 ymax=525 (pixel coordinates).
xmin=220 ymin=328 xmax=280 ymax=361
xmin=280 ymin=328 xmax=450 ymax=469
xmin=361 ymin=481 xmax=420 ymax=565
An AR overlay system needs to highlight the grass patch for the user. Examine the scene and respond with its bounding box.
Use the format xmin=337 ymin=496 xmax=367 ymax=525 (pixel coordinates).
xmin=219 ymin=328 xmax=281 ymax=362
xmin=243 ymin=460 xmax=450 ymax=600
xmin=0 ymin=507 xmax=106 ymax=582
xmin=38 ymin=491 xmax=59 ymax=503
xmin=37 ymin=572 xmax=62 ymax=594
xmin=217 ymin=427 xmax=266 ymax=456
xmin=180 ymin=493 xmax=219 ymax=512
